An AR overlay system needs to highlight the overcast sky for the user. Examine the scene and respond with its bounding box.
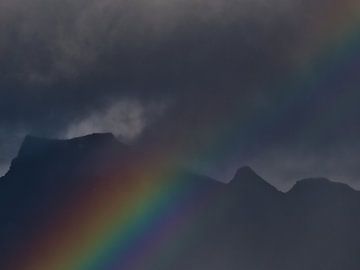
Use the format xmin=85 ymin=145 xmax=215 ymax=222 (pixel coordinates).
xmin=0 ymin=0 xmax=360 ymax=190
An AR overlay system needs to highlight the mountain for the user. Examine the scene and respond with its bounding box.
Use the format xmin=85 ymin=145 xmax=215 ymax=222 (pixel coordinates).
xmin=0 ymin=133 xmax=131 ymax=264
xmin=0 ymin=133 xmax=360 ymax=270
xmin=6 ymin=133 xmax=128 ymax=177
xmin=228 ymin=165 xmax=282 ymax=201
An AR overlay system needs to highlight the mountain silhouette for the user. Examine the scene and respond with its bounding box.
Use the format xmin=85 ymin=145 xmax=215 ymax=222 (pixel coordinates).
xmin=229 ymin=166 xmax=281 ymax=197
xmin=7 ymin=133 xmax=128 ymax=177
xmin=0 ymin=133 xmax=360 ymax=270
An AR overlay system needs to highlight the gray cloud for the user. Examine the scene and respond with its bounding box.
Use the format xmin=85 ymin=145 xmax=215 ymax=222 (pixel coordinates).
xmin=244 ymin=143 xmax=360 ymax=191
xmin=0 ymin=0 xmax=359 ymax=190
xmin=64 ymin=98 xmax=168 ymax=142
xmin=0 ymin=0 xmax=300 ymax=81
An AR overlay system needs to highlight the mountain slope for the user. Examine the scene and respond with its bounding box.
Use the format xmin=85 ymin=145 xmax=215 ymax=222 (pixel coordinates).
xmin=0 ymin=133 xmax=360 ymax=270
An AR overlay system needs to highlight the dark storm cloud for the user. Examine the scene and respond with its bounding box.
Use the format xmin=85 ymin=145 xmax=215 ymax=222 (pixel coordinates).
xmin=0 ymin=0 xmax=359 ymax=189
xmin=0 ymin=0 xmax=298 ymax=82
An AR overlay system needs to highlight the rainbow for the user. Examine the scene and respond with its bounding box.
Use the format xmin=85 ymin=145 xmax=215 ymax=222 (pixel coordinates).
xmin=12 ymin=1 xmax=360 ymax=269
xmin=194 ymin=0 xmax=360 ymax=169
xmin=11 ymin=150 xmax=218 ymax=270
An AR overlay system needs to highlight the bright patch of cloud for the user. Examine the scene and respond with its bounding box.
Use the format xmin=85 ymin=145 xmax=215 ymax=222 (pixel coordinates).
xmin=65 ymin=99 xmax=167 ymax=142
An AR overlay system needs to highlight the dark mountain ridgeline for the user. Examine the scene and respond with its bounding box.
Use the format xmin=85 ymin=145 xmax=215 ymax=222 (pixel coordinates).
xmin=0 ymin=133 xmax=360 ymax=270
